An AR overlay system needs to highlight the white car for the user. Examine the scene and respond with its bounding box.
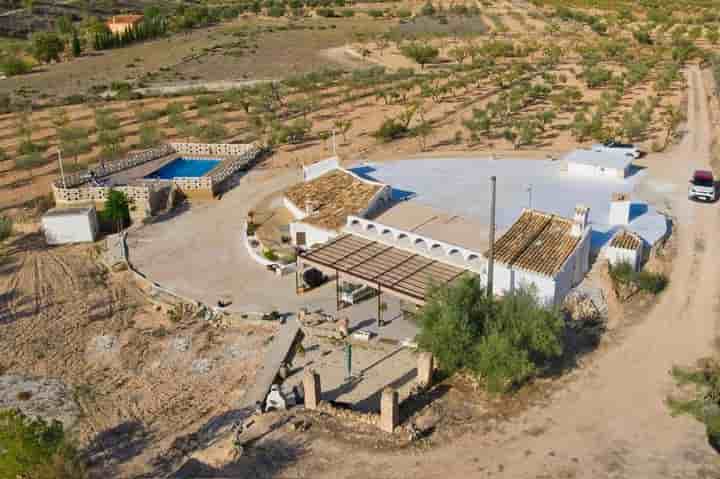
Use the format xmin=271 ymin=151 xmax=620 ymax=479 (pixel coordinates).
xmin=591 ymin=140 xmax=641 ymax=159
xmin=689 ymin=170 xmax=716 ymax=202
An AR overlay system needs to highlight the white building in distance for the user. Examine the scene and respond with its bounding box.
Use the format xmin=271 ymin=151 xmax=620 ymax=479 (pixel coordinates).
xmin=566 ymin=149 xmax=633 ymax=179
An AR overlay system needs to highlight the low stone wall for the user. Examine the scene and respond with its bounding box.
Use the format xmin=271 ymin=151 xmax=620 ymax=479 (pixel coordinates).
xmin=54 ymin=145 xmax=174 ymax=189
xmin=315 ymin=401 xmax=380 ymax=427
xmin=170 ymin=142 xmax=255 ymax=157
xmin=52 ymin=143 xmax=260 ymax=209
xmin=209 ymin=147 xmax=261 ymax=186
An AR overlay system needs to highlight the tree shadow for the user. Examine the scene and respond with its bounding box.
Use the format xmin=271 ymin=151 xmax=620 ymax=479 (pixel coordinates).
xmin=543 ymin=317 xmax=607 ymax=378
xmin=399 ymin=383 xmax=451 ymax=424
xmin=142 ymin=406 xmax=256 ymax=477
xmin=83 ymin=420 xmax=152 ymax=475
xmin=170 ymin=438 xmax=306 ymax=479
xmin=353 ymin=367 xmax=418 ymax=413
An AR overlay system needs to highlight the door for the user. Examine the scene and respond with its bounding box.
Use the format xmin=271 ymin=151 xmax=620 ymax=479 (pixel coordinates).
xmin=296 ymin=231 xmax=306 ymax=246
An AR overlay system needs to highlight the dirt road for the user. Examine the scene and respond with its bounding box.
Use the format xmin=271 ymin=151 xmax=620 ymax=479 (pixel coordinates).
xmin=297 ymin=67 xmax=720 ymax=479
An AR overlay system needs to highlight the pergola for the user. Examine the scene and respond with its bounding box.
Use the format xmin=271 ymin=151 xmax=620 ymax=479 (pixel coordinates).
xmin=296 ymin=234 xmax=471 ymax=314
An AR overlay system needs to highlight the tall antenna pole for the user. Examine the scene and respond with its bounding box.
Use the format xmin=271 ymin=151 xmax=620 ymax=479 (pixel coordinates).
xmin=487 ymin=176 xmax=496 ymax=298
xmin=57 ymin=149 xmax=66 ymax=188
xmin=332 ymin=129 xmax=337 ymax=156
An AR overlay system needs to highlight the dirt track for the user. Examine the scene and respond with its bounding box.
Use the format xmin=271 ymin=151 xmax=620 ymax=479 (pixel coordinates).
xmin=271 ymin=66 xmax=720 ymax=479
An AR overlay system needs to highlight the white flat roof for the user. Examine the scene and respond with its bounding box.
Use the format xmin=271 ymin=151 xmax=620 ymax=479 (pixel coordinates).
xmin=565 ymin=149 xmax=633 ymax=170
xmin=43 ymin=207 xmax=95 ymax=218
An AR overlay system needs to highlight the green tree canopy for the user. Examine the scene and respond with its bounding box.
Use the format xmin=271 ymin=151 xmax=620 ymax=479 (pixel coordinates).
xmin=400 ymin=43 xmax=439 ymax=70
xmin=416 ymin=275 xmax=565 ymax=393
xmin=31 ymin=32 xmax=65 ymax=63
xmin=0 ymin=409 xmax=85 ymax=479
xmin=102 ymin=190 xmax=130 ymax=232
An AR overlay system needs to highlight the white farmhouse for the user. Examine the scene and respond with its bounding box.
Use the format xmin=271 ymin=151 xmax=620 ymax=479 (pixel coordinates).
xmin=605 ymin=229 xmax=644 ymax=271
xmin=283 ymin=164 xmax=391 ymax=248
xmin=41 ymin=207 xmax=99 ymax=245
xmin=488 ymin=206 xmax=592 ymax=306
xmin=566 ymin=149 xmax=633 ymax=179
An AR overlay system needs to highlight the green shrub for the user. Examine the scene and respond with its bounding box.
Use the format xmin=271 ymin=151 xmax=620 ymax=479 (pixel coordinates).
xmin=316 ymin=7 xmax=337 ymax=17
xmin=417 ymin=276 xmax=564 ymax=393
xmin=0 ymin=55 xmax=31 ymax=76
xmin=0 ymin=216 xmax=12 ymax=241
xmin=0 ymin=409 xmax=85 ymax=479
xmin=636 ymin=270 xmax=668 ymax=294
xmin=373 ymin=118 xmax=409 ymax=142
xmin=341 ymin=9 xmax=354 ymax=17
xmin=101 ymin=190 xmax=130 ymax=233
xmin=263 ymin=247 xmax=278 ymax=261
xmin=609 ymin=261 xmax=667 ymax=295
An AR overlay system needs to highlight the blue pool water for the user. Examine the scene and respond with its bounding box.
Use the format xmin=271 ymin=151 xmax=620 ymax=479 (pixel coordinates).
xmin=145 ymin=157 xmax=221 ymax=179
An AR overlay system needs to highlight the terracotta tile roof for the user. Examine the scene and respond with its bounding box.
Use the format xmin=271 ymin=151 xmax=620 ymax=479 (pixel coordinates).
xmin=488 ymin=210 xmax=582 ymax=277
xmin=107 ymin=14 xmax=144 ymax=25
xmin=284 ymin=169 xmax=384 ymax=231
xmin=610 ymin=230 xmax=642 ymax=250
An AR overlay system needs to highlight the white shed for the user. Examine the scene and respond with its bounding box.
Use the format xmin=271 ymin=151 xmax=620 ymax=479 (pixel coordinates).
xmin=605 ymin=230 xmax=643 ymax=271
xmin=566 ymin=149 xmax=633 ymax=179
xmin=42 ymin=207 xmax=99 ymax=245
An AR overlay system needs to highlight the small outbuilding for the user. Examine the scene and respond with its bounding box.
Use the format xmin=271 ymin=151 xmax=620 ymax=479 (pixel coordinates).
xmin=41 ymin=207 xmax=99 ymax=245
xmin=283 ymin=163 xmax=391 ymax=248
xmin=605 ymin=229 xmax=644 ymax=271
xmin=566 ymin=149 xmax=633 ymax=179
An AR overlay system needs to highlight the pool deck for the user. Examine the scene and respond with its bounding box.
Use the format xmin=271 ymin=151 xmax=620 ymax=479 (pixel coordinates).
xmin=100 ymin=153 xmax=232 ymax=187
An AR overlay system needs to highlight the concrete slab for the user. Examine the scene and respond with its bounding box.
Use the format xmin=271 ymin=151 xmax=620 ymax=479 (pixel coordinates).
xmin=352 ymin=157 xmax=667 ymax=248
xmin=285 ymin=338 xmax=418 ymax=413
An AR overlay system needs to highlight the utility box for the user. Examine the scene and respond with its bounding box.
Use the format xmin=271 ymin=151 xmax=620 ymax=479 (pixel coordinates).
xmin=42 ymin=206 xmax=99 ymax=245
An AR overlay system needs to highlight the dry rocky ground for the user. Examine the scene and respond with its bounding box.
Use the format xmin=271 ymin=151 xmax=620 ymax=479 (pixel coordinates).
xmin=0 ymin=233 xmax=277 ymax=478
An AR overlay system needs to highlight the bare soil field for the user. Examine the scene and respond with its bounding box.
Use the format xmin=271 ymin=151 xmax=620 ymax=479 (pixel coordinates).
xmin=0 ymin=16 xmax=387 ymax=102
xmin=0 ymin=233 xmax=276 ymax=478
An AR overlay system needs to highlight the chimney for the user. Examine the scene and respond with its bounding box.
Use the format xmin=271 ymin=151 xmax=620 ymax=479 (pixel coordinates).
xmin=305 ymin=200 xmax=319 ymax=216
xmin=571 ymin=205 xmax=590 ymax=237
xmin=609 ymin=192 xmax=631 ymax=225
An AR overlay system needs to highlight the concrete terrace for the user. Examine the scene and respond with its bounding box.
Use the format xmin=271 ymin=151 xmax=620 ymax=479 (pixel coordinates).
xmin=352 ymin=157 xmax=668 ymax=248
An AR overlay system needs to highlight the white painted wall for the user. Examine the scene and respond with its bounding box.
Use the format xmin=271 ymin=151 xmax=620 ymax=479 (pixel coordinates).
xmin=567 ymin=161 xmax=626 ymax=179
xmin=283 ymin=196 xmax=307 ymax=221
xmin=609 ymin=200 xmax=631 ymax=225
xmin=606 ymin=244 xmax=642 ymax=271
xmin=490 ymin=229 xmax=591 ymax=307
xmin=42 ymin=209 xmax=98 ymax=245
xmin=303 ymin=157 xmax=339 ymax=181
xmin=290 ymin=221 xmax=337 ymax=248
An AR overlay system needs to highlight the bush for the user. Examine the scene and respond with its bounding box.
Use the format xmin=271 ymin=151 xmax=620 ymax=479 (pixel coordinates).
xmin=373 ymin=118 xmax=409 ymax=142
xmin=0 ymin=216 xmax=12 ymax=241
xmin=636 ymin=270 xmax=668 ymax=294
xmin=609 ymin=261 xmax=667 ymax=295
xmin=400 ymin=42 xmax=439 ymax=69
xmin=417 ymin=277 xmax=564 ymax=393
xmin=0 ymin=409 xmax=85 ymax=479
xmin=316 ymin=7 xmax=337 ymax=17
xmin=0 ymin=55 xmax=32 ymax=76
xmin=31 ymin=32 xmax=65 ymax=63
xmin=263 ymin=247 xmax=278 ymax=261
xmin=101 ymin=190 xmax=130 ymax=233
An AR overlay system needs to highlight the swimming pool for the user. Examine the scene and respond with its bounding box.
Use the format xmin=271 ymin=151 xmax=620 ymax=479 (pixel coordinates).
xmin=145 ymin=157 xmax=221 ymax=179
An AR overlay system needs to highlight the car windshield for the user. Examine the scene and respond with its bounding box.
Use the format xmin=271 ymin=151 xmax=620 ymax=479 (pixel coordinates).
xmin=693 ymin=178 xmax=715 ymax=187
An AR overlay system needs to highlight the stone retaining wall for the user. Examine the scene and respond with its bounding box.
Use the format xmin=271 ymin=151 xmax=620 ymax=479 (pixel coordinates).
xmin=52 ymin=143 xmax=260 ymax=209
xmin=315 ymin=401 xmax=380 ymax=427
